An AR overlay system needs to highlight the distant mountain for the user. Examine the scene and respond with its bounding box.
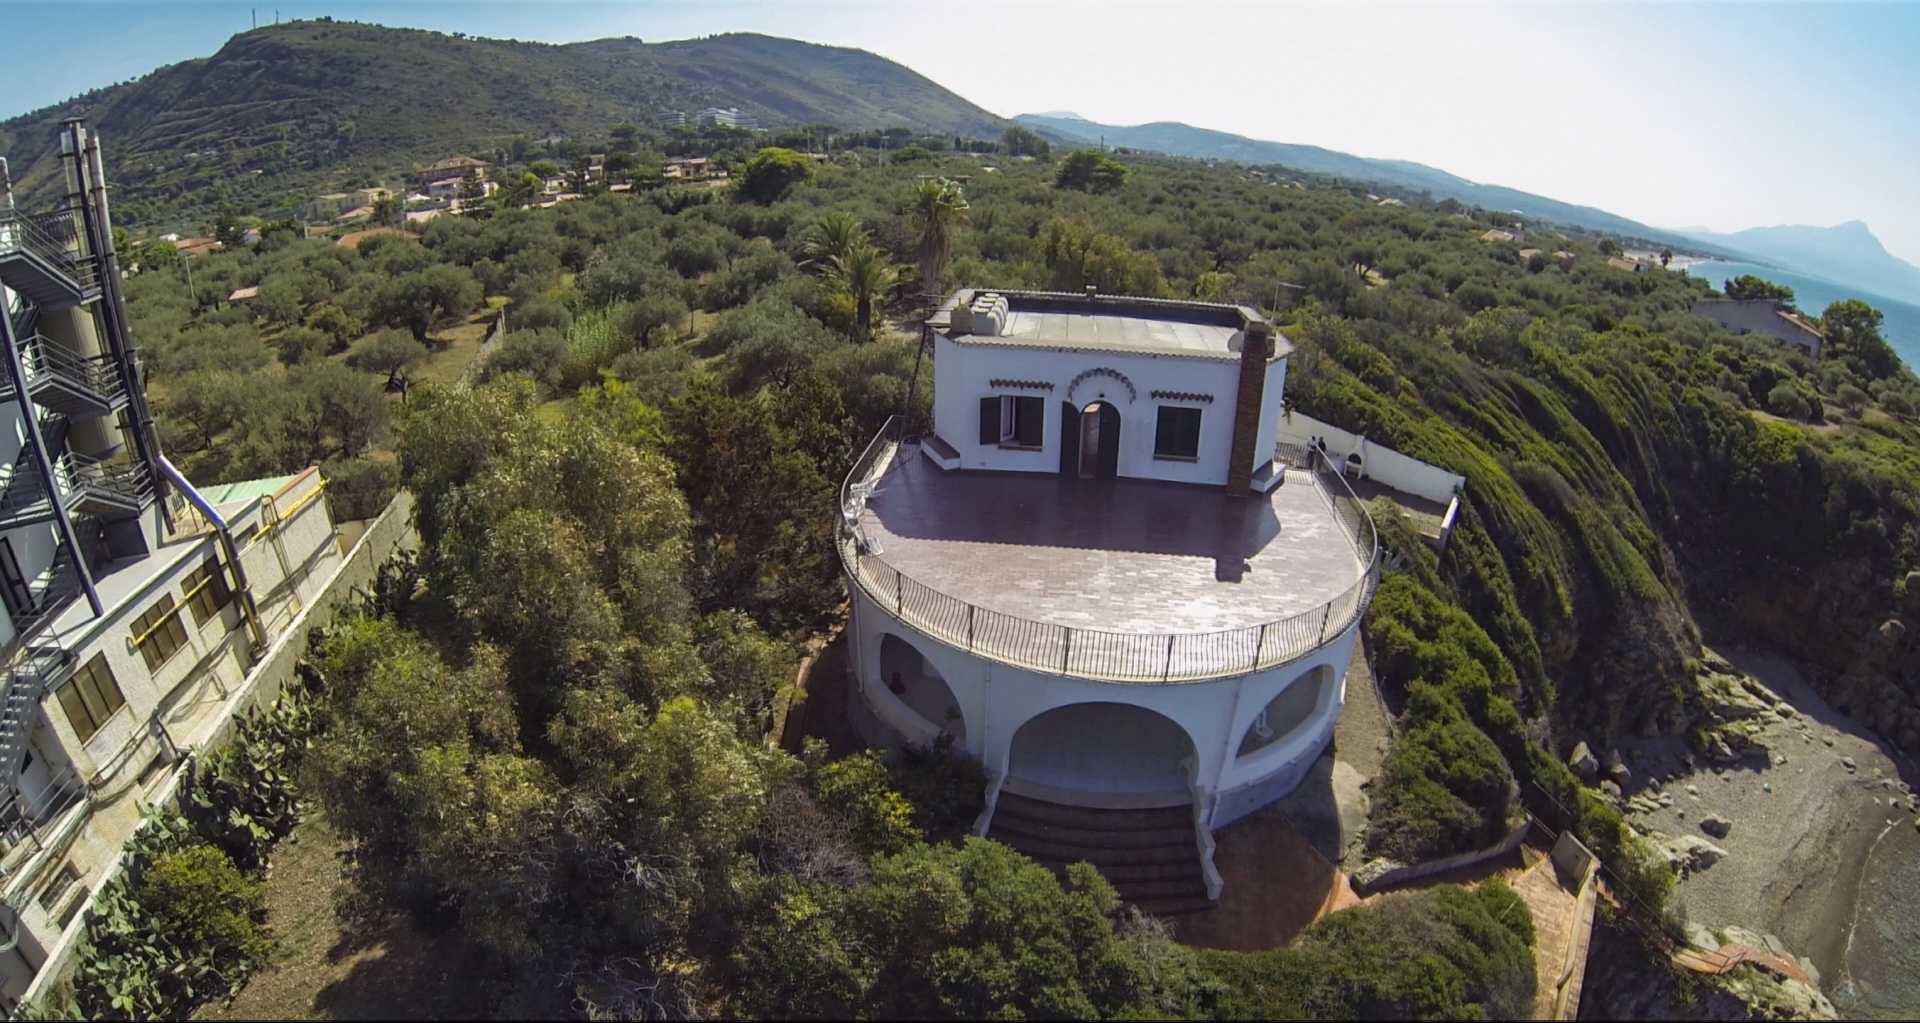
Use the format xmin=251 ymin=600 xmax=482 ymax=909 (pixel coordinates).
xmin=1015 ymin=113 xmax=1686 ymax=244
xmin=0 ymin=22 xmax=1007 ymax=210
xmin=1677 ymin=222 xmax=1920 ymax=307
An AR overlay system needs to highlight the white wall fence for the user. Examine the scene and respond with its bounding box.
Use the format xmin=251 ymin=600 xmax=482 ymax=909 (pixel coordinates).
xmin=1276 ymin=411 xmax=1464 ymax=505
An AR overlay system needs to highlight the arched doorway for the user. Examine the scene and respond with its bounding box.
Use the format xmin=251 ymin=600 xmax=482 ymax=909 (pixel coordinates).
xmin=1006 ymin=702 xmax=1193 ymax=806
xmin=878 ymin=634 xmax=966 ymax=742
xmin=1237 ymin=665 xmax=1332 ymax=759
xmin=1076 ymin=402 xmax=1121 ymax=479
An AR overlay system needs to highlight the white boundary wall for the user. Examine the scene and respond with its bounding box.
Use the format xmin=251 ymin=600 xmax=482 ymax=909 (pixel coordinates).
xmin=1276 ymin=411 xmax=1464 ymax=504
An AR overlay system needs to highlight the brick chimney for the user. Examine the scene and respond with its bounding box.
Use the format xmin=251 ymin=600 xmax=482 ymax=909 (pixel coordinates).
xmin=1225 ymin=320 xmax=1272 ymax=495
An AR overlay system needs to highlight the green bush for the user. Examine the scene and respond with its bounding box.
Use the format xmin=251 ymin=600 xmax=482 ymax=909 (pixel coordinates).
xmin=1200 ymin=880 xmax=1536 ymax=1020
xmin=66 ymin=820 xmax=271 ymax=1020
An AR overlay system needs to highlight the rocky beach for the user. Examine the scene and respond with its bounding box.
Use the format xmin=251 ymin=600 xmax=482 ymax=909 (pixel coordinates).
xmin=1595 ymin=645 xmax=1919 ymax=1016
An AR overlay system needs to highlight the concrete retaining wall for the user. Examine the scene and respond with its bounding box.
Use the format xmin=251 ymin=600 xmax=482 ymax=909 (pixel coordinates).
xmin=1355 ymin=818 xmax=1532 ymax=894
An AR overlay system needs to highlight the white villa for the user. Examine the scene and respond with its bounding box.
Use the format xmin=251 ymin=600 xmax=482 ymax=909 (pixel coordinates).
xmin=837 ymin=289 xmax=1380 ymax=913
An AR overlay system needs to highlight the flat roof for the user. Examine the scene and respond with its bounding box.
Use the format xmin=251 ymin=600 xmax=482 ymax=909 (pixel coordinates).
xmin=991 ymin=310 xmax=1242 ymax=358
xmin=934 ymin=290 xmax=1292 ymax=362
xmin=858 ymin=454 xmax=1363 ymax=636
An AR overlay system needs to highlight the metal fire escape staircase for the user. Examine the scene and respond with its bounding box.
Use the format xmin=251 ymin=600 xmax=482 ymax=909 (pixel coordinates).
xmin=0 ymin=206 xmax=99 ymax=313
xmin=0 ymin=185 xmax=145 ymax=861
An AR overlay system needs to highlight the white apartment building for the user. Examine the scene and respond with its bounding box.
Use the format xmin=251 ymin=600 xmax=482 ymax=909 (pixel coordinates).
xmin=0 ymin=121 xmax=344 ymax=1003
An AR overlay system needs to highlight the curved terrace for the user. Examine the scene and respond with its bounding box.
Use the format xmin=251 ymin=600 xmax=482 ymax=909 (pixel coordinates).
xmin=839 ymin=421 xmax=1379 ymax=683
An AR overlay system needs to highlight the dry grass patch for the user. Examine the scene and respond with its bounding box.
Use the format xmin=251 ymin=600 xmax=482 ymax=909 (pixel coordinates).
xmin=196 ymin=815 xmax=496 ymax=1021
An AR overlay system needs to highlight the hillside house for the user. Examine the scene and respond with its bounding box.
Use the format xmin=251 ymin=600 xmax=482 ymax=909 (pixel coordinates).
xmin=695 ymin=107 xmax=759 ymax=129
xmin=1691 ymin=298 xmax=1825 ymax=358
xmin=837 ymin=289 xmax=1380 ymax=914
xmin=417 ymin=156 xmax=489 ymax=189
xmin=1481 ymin=228 xmax=1521 ymax=243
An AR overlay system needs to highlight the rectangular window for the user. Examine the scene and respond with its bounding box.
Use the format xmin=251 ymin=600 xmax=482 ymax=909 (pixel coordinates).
xmin=181 ymin=557 xmax=233 ymax=628
xmin=38 ymin=863 xmax=79 ymax=915
xmin=131 ymin=593 xmax=189 ymax=672
xmin=1001 ymin=395 xmax=1045 ymax=448
xmin=1155 ymin=406 xmax=1203 ymax=460
xmin=54 ymin=654 xmax=124 ymax=741
xmin=979 ymin=395 xmax=1045 ymax=449
xmin=0 ymin=538 xmax=31 ymax=618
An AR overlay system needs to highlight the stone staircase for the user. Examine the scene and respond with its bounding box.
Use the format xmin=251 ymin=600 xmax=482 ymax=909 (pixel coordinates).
xmin=986 ymin=790 xmax=1214 ymax=916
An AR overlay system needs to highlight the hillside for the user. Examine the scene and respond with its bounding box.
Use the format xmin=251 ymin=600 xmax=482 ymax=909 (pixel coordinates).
xmin=1680 ymin=221 xmax=1920 ymax=306
xmin=0 ymin=21 xmax=1006 ymax=212
xmin=1018 ymin=113 xmax=1701 ymax=246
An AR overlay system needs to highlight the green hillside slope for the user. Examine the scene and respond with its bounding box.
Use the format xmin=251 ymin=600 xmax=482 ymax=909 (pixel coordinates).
xmin=0 ymin=21 xmax=1005 ymax=209
xmin=1017 ymin=113 xmax=1696 ymax=246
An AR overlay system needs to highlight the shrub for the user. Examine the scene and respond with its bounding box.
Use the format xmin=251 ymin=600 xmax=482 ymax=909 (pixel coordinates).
xmin=65 ymin=819 xmax=271 ymax=1020
xmin=323 ymin=458 xmax=401 ymax=522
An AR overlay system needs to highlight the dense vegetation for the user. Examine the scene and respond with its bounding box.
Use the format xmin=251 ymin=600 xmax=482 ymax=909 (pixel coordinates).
xmin=61 ymin=122 xmax=1920 ymax=1016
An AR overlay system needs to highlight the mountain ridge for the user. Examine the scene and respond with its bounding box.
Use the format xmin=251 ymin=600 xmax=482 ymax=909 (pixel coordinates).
xmin=1676 ymin=221 xmax=1920 ymax=305
xmin=1018 ymin=112 xmax=1920 ymax=306
xmin=0 ymin=22 xmax=1007 ymax=211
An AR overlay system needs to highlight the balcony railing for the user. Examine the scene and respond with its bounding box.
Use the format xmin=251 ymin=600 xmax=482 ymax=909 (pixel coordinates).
xmin=1 ymin=333 xmax=127 ymax=415
xmin=837 ymin=418 xmax=1381 ymax=684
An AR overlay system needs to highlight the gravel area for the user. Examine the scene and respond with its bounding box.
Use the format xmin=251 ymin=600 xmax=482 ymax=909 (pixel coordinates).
xmin=1608 ymin=645 xmax=1918 ymax=992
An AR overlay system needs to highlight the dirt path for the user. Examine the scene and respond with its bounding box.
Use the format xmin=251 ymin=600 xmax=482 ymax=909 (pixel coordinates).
xmin=196 ymin=816 xmax=495 ymax=1021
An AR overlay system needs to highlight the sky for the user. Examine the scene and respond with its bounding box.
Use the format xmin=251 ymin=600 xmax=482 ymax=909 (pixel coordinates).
xmin=3 ymin=0 xmax=1918 ymax=267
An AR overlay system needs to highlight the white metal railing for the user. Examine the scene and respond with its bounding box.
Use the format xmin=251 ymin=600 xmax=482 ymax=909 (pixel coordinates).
xmin=838 ymin=418 xmax=1381 ymax=683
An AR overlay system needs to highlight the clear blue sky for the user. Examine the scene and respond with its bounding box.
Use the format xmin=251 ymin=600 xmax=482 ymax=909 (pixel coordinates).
xmin=3 ymin=1 xmax=1917 ymax=267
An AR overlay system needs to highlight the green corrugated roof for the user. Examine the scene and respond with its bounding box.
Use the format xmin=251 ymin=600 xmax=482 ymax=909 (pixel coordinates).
xmin=201 ymin=473 xmax=302 ymax=506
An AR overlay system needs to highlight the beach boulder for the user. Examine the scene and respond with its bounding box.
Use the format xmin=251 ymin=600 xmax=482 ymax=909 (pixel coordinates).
xmin=1569 ymin=741 xmax=1599 ymax=780
xmin=1700 ymin=813 xmax=1732 ymax=838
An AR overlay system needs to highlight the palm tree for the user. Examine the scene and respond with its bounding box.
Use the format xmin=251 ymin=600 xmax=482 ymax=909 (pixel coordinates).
xmin=795 ymin=211 xmax=867 ymax=272
xmin=903 ymin=178 xmax=969 ymax=304
xmin=828 ymin=242 xmax=901 ymax=340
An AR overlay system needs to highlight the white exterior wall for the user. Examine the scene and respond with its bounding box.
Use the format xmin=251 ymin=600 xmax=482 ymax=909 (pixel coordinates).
xmin=929 ymin=334 xmax=1289 ymax=487
xmin=846 ymin=582 xmax=1355 ymax=832
xmin=1276 ymin=410 xmax=1466 ymax=504
xmin=0 ymin=479 xmax=343 ymax=995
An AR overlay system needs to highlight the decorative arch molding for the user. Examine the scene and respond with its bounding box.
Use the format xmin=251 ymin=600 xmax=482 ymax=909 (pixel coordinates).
xmin=1066 ymin=367 xmax=1138 ymax=406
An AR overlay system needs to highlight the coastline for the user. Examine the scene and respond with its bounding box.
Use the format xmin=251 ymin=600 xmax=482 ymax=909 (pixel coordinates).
xmin=1610 ymin=645 xmax=1917 ymax=1003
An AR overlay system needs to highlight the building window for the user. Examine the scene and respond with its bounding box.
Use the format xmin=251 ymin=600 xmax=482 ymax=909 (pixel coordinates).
xmin=131 ymin=594 xmax=189 ymax=672
xmin=181 ymin=557 xmax=233 ymax=628
xmin=54 ymin=654 xmax=124 ymax=741
xmin=39 ymin=863 xmax=80 ymax=917
xmin=0 ymin=538 xmax=32 ymax=618
xmin=980 ymin=395 xmax=1044 ymax=449
xmin=1155 ymin=406 xmax=1203 ymax=460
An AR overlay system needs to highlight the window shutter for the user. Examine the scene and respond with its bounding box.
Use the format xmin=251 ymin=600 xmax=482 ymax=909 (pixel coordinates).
xmin=1016 ymin=396 xmax=1045 ymax=448
xmin=979 ymin=396 xmax=1000 ymax=445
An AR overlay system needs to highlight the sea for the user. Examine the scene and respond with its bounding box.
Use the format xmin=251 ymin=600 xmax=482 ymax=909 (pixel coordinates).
xmin=1686 ymin=261 xmax=1920 ymax=374
xmin=1836 ymin=816 xmax=1920 ymax=1019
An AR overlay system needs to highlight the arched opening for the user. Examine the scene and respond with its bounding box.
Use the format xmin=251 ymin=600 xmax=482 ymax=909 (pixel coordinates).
xmin=1237 ymin=664 xmax=1333 ymax=759
xmin=878 ymin=634 xmax=966 ymax=742
xmin=1078 ymin=402 xmax=1121 ymax=479
xmin=1007 ymin=702 xmax=1193 ymax=807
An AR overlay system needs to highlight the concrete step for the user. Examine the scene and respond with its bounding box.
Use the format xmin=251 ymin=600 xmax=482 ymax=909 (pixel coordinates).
xmin=988 ymin=812 xmax=1195 ymax=850
xmin=993 ymin=791 xmax=1192 ymax=832
xmin=987 ymin=829 xmax=1194 ymax=867
xmin=1022 ymin=857 xmax=1205 ymax=885
xmin=985 ymin=792 xmax=1216 ymax=916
